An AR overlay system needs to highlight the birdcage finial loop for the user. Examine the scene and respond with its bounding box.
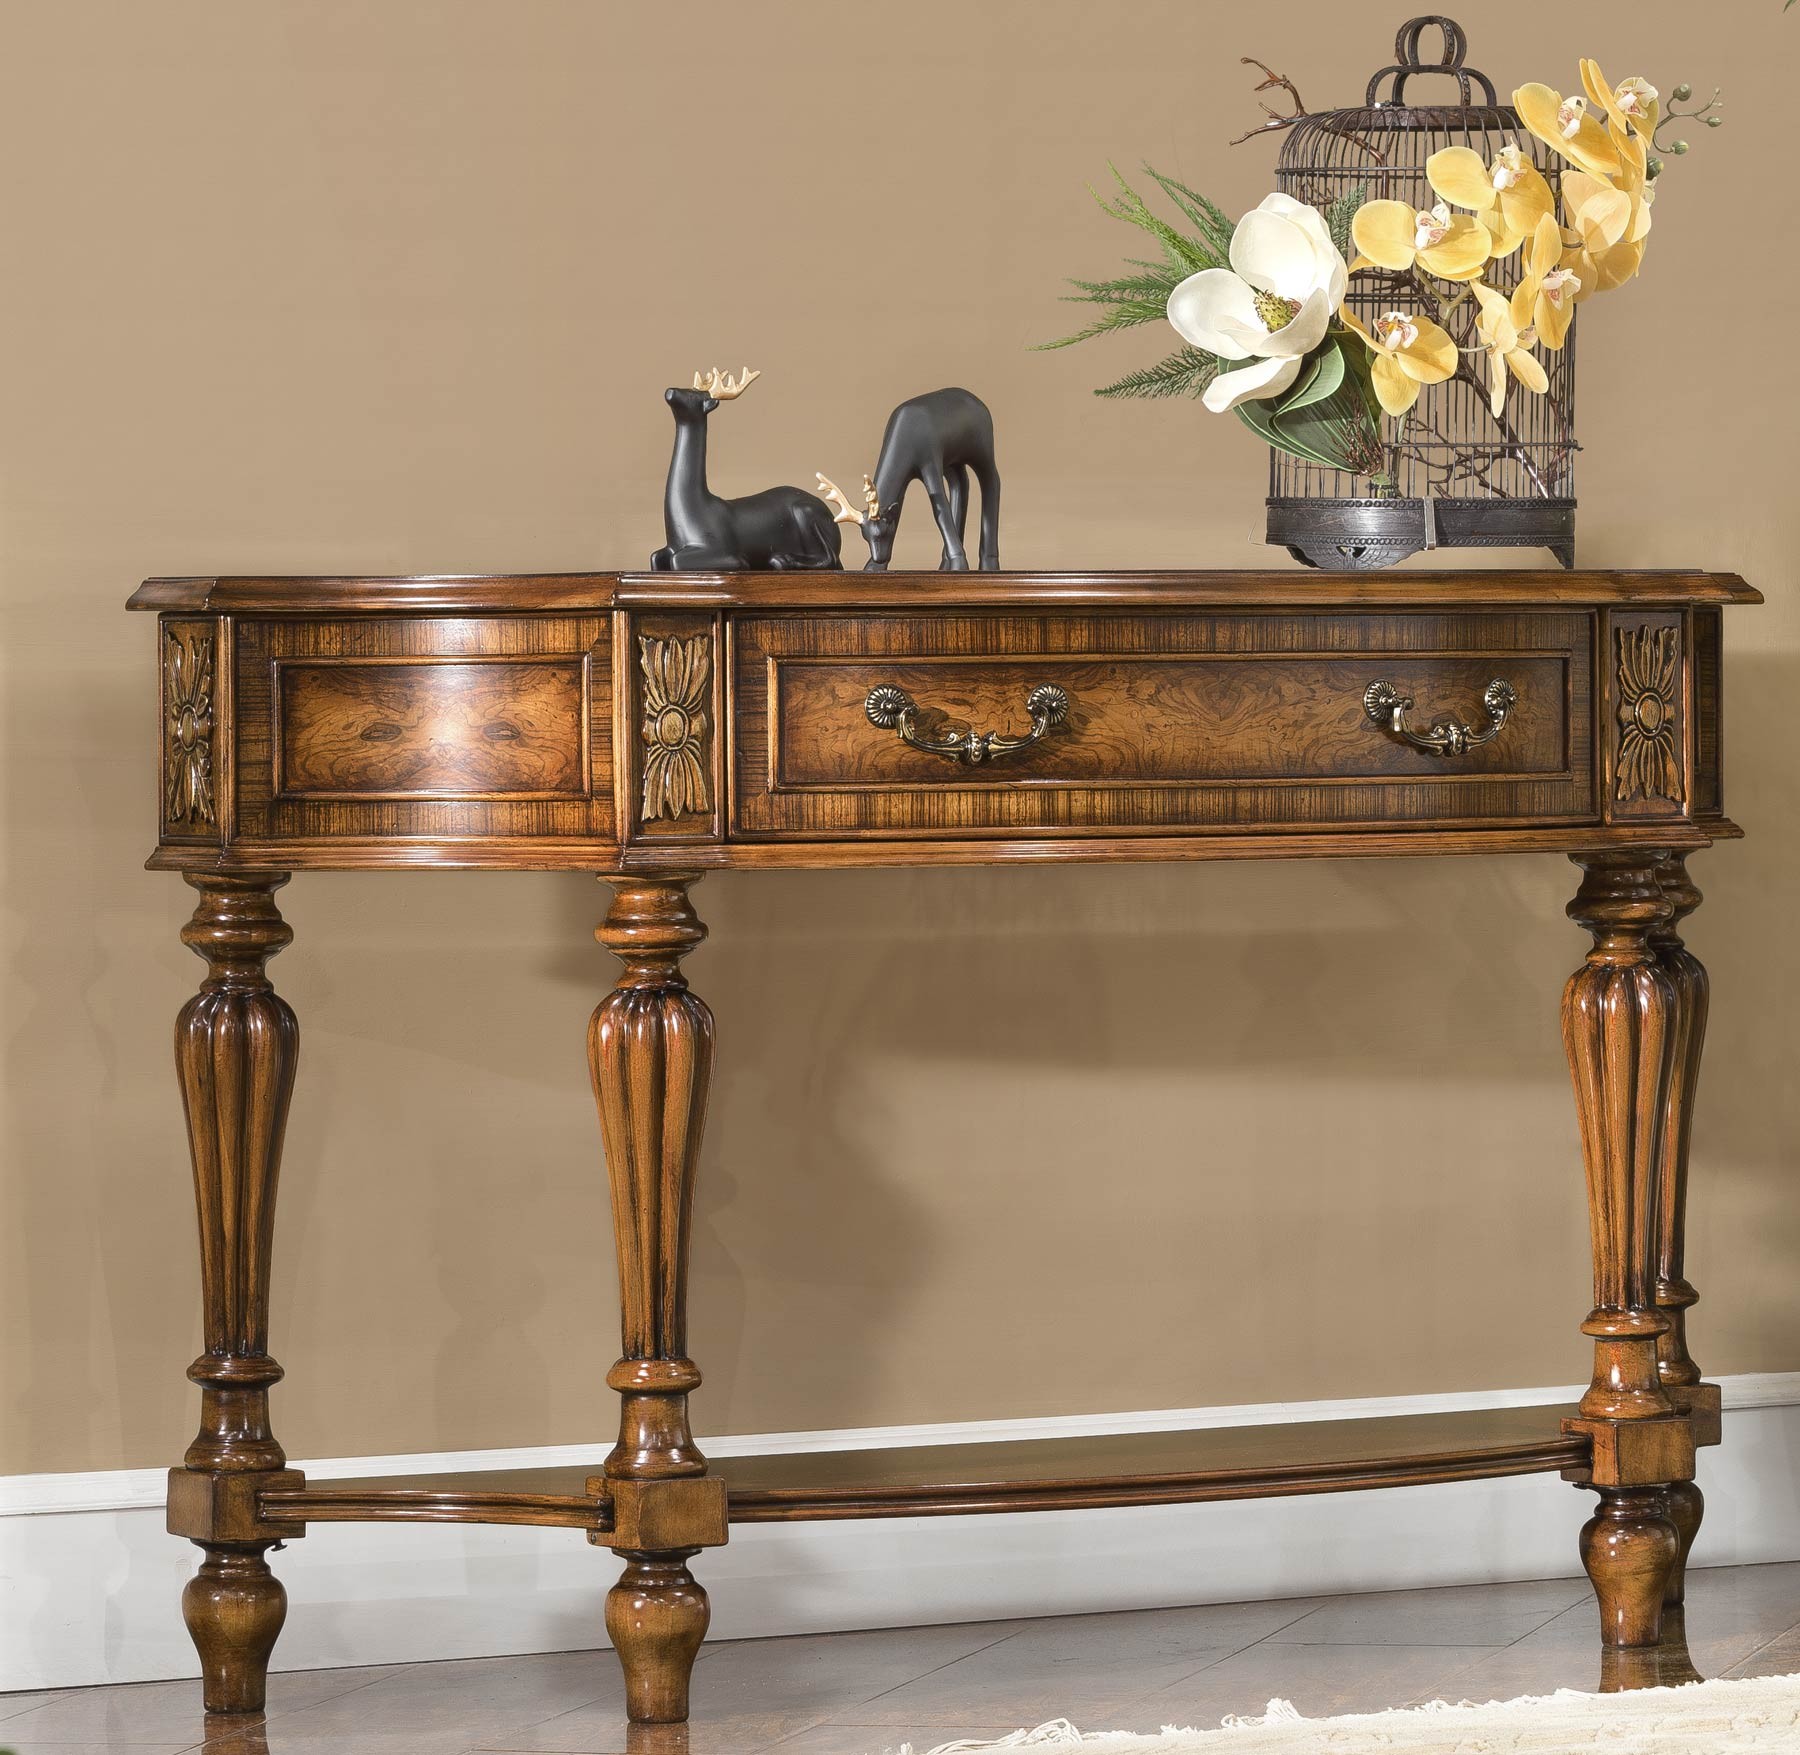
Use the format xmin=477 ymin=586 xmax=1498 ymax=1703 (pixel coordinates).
xmin=1364 ymin=15 xmax=1498 ymax=109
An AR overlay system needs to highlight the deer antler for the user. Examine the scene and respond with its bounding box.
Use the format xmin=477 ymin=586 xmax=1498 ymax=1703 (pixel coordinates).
xmin=694 ymin=365 xmax=761 ymax=400
xmin=815 ymin=474 xmax=867 ymax=527
xmin=861 ymin=474 xmax=880 ymax=518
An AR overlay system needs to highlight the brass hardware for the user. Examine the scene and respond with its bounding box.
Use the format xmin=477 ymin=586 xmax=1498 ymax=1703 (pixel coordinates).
xmin=1363 ymin=678 xmax=1517 ymax=758
xmin=865 ymin=682 xmax=1070 ymax=766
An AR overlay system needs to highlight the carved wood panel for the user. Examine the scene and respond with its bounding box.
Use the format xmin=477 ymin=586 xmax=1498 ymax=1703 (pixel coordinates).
xmin=162 ymin=619 xmax=221 ymax=841
xmin=627 ymin=615 xmax=723 ymax=844
xmin=1608 ymin=613 xmax=1687 ymax=821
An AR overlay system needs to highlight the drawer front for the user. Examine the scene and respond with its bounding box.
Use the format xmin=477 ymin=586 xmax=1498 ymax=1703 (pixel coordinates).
xmin=235 ymin=617 xmax=614 ymax=844
xmin=732 ymin=611 xmax=1594 ymax=838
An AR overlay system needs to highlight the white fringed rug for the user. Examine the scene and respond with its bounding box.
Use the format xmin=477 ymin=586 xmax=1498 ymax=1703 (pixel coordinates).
xmin=890 ymin=1674 xmax=1800 ymax=1754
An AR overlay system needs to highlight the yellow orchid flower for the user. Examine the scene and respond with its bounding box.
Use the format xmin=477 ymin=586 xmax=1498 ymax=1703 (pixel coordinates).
xmin=1512 ymin=213 xmax=1578 ymax=350
xmin=1555 ymin=88 xmax=1654 ymax=301
xmin=1472 ymin=280 xmax=1549 ymax=416
xmin=1340 ymin=306 xmax=1458 ymax=416
xmin=1583 ymin=61 xmax=1659 ymax=144
xmin=1516 ymin=81 xmax=1623 ymax=180
xmin=1350 ymin=198 xmax=1490 ymax=281
xmin=1425 ymin=143 xmax=1556 ymax=258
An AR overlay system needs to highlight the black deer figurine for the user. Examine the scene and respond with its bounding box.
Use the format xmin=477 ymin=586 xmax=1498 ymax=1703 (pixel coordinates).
xmin=817 ymin=388 xmax=1000 ymax=571
xmin=650 ymin=368 xmax=842 ymax=571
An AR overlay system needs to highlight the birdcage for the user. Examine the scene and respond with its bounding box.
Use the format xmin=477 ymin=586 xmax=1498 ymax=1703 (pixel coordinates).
xmin=1269 ymin=15 xmax=1577 ymax=570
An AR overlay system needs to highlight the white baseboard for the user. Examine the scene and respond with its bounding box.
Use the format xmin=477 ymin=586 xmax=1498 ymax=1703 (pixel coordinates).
xmin=7 ymin=1375 xmax=1800 ymax=1694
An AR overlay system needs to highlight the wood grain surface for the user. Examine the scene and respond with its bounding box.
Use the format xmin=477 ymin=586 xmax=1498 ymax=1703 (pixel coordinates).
xmin=276 ymin=657 xmax=586 ymax=798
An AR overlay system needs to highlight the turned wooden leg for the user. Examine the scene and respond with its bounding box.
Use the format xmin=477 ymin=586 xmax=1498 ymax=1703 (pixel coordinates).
xmin=1580 ymin=1487 xmax=1681 ymax=1647
xmin=183 ymin=1543 xmax=288 ymax=1714
xmin=1652 ymin=854 xmax=1710 ymax=1392
xmin=606 ymin=1552 xmax=710 ymax=1725
xmin=165 ymin=875 xmax=303 ymax=1715
xmin=1663 ymin=1477 xmax=1704 ymax=1607
xmin=1561 ymin=854 xmax=1688 ymax=1649
xmin=587 ymin=876 xmax=728 ymax=1726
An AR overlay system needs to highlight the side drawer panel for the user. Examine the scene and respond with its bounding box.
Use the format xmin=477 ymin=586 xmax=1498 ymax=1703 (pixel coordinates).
xmin=731 ymin=610 xmax=1595 ymax=838
xmin=235 ymin=617 xmax=615 ymax=844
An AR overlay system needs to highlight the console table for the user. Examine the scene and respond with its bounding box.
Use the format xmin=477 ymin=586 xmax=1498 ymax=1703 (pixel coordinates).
xmin=129 ymin=567 xmax=1758 ymax=1726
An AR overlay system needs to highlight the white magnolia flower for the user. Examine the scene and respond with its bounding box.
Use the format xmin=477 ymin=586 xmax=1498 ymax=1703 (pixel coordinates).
xmin=1166 ymin=193 xmax=1349 ymax=413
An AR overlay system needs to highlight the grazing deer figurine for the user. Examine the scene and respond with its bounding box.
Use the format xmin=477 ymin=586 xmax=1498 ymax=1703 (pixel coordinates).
xmin=650 ymin=368 xmax=843 ymax=571
xmin=817 ymin=388 xmax=1001 ymax=571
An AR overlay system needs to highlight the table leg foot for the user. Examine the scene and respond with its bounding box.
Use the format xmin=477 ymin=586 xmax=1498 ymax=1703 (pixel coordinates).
xmin=1579 ymin=1486 xmax=1679 ymax=1648
xmin=608 ymin=1552 xmax=709 ymax=1725
xmin=183 ymin=1540 xmax=287 ymax=1714
xmin=1662 ymin=1477 xmax=1704 ymax=1607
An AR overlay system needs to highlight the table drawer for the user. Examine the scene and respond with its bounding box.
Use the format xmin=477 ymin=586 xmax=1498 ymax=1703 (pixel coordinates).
xmin=731 ymin=611 xmax=1594 ymax=838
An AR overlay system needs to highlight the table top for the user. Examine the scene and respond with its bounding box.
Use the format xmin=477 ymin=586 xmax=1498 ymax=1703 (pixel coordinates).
xmin=129 ymin=568 xmax=1761 ymax=615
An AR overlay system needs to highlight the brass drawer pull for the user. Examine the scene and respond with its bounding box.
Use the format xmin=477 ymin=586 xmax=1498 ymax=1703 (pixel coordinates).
xmin=865 ymin=682 xmax=1070 ymax=766
xmin=1363 ymin=678 xmax=1517 ymax=758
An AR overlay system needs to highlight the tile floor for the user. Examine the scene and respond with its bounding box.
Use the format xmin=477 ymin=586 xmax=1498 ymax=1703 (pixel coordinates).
xmin=5 ymin=1562 xmax=1799 ymax=1755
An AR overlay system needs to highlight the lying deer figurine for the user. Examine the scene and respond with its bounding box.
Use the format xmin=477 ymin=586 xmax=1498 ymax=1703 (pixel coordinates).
xmin=817 ymin=387 xmax=1000 ymax=571
xmin=650 ymin=368 xmax=842 ymax=571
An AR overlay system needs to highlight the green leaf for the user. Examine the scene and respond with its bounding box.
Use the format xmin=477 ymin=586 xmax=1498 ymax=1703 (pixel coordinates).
xmin=1272 ymin=340 xmax=1346 ymax=417
xmin=1093 ymin=346 xmax=1220 ymax=400
xmin=1234 ymin=397 xmax=1350 ymax=471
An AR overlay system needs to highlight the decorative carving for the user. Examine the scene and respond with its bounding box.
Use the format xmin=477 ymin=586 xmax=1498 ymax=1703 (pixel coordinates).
xmin=1616 ymin=625 xmax=1683 ymax=805
xmin=639 ymin=635 xmax=711 ymax=821
xmin=164 ymin=625 xmax=216 ymax=826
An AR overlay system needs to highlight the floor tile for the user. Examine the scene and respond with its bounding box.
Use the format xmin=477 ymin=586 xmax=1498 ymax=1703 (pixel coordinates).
xmin=213 ymin=1650 xmax=619 ymax=1750
xmin=487 ymin=1623 xmax=1021 ymax=1751
xmin=0 ymin=1745 xmax=194 ymax=1755
xmin=1726 ymin=1623 xmax=1800 ymax=1680
xmin=839 ymin=1600 xmax=1321 ymax=1730
xmin=0 ymin=1666 xmax=395 ymax=1747
xmin=1454 ymin=1561 xmax=1800 ymax=1702
xmin=1105 ymin=1638 xmax=1510 ymax=1732
xmin=1264 ymin=1577 xmax=1588 ymax=1649
xmin=0 ymin=1691 xmax=79 ymax=1723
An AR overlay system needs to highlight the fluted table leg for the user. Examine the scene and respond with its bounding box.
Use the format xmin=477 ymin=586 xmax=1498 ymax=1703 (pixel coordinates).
xmin=587 ymin=876 xmax=728 ymax=1725
xmin=1559 ymin=853 xmax=1695 ymax=1652
xmin=1652 ymin=853 xmax=1717 ymax=1608
xmin=164 ymin=874 xmax=304 ymax=1715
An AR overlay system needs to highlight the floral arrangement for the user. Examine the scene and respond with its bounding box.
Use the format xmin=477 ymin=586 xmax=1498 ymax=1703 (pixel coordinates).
xmin=1047 ymin=59 xmax=1711 ymax=487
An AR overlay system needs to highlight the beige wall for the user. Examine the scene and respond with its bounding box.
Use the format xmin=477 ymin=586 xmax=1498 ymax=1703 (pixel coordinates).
xmin=3 ymin=1 xmax=1795 ymax=1478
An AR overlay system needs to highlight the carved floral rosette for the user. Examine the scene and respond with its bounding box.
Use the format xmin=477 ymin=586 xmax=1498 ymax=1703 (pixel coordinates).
xmin=1615 ymin=624 xmax=1683 ymax=807
xmin=164 ymin=624 xmax=217 ymax=828
xmin=639 ymin=633 xmax=711 ymax=822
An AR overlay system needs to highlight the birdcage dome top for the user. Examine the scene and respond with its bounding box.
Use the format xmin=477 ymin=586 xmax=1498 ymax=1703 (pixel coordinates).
xmin=1278 ymin=15 xmax=1531 ymax=173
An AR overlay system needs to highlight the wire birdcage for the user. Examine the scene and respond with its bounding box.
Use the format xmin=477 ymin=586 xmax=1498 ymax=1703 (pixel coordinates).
xmin=1270 ymin=15 xmax=1577 ymax=570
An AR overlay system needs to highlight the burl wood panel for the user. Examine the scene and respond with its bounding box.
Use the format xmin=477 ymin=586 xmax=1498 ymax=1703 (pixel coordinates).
xmin=233 ymin=617 xmax=615 ymax=846
xmin=276 ymin=658 xmax=587 ymax=799
xmin=734 ymin=610 xmax=1593 ymax=839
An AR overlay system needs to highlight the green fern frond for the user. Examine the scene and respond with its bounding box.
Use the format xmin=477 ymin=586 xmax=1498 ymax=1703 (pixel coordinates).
xmin=1093 ymin=346 xmax=1219 ymax=400
xmin=1036 ymin=298 xmax=1174 ymax=350
xmin=1138 ymin=166 xmax=1236 ymax=260
xmin=1063 ymin=267 xmax=1187 ymax=305
xmin=1089 ymin=165 xmax=1222 ymax=273
xmin=1323 ymin=184 xmax=1367 ymax=261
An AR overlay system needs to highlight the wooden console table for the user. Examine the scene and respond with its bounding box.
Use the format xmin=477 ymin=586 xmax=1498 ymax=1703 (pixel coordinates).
xmin=130 ymin=567 xmax=1758 ymax=1726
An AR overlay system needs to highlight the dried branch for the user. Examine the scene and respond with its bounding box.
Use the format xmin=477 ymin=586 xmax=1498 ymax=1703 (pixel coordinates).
xmin=1229 ymin=57 xmax=1309 ymax=146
